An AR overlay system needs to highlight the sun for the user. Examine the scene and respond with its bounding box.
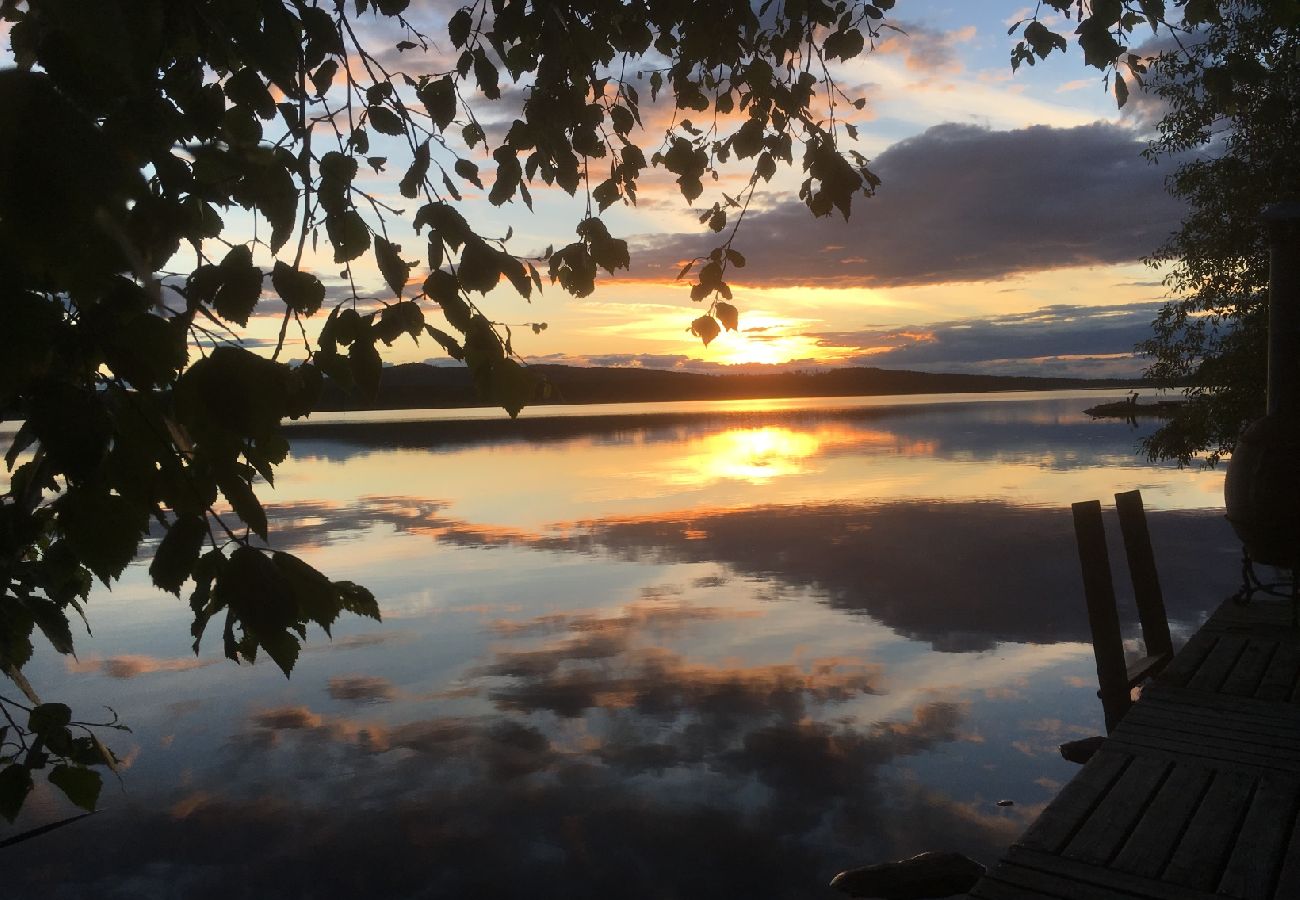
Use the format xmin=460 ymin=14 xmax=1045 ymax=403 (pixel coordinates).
xmin=705 ymin=316 xmax=841 ymax=367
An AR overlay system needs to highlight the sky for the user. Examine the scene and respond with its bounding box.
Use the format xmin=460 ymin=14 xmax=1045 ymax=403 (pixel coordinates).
xmin=407 ymin=0 xmax=1184 ymax=379
xmin=6 ymin=1 xmax=1190 ymax=379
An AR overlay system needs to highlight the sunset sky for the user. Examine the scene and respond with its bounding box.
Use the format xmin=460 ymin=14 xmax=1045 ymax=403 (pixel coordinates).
xmin=6 ymin=1 xmax=1189 ymax=379
xmin=436 ymin=0 xmax=1184 ymax=379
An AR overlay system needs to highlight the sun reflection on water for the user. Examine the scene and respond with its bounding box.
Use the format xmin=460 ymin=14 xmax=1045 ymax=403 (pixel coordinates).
xmin=671 ymin=426 xmax=822 ymax=484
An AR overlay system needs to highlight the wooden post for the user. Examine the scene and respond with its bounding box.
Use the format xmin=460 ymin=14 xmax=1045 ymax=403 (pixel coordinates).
xmin=1072 ymin=500 xmax=1130 ymax=731
xmin=1115 ymin=490 xmax=1174 ymax=661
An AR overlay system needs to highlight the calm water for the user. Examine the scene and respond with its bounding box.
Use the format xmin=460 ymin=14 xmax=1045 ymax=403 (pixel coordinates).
xmin=6 ymin=391 xmax=1243 ymax=899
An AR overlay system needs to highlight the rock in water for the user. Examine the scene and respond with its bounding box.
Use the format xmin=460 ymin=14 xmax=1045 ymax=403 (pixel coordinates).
xmin=830 ymin=851 xmax=986 ymax=899
xmin=1059 ymin=735 xmax=1106 ymax=764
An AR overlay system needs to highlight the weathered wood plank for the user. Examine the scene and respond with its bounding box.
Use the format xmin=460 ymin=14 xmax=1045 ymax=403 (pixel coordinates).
xmin=1126 ymin=701 xmax=1300 ymax=743
xmin=1268 ymin=808 xmax=1300 ymax=900
xmin=1111 ymin=764 xmax=1213 ymax=880
xmin=1158 ymin=632 xmax=1218 ymax=687
xmin=1141 ymin=683 xmax=1300 ymax=720
xmin=1126 ymin=653 xmax=1171 ymax=688
xmin=1220 ymin=638 xmax=1280 ymax=697
xmin=1007 ymin=848 xmax=1224 ymax=900
xmin=1162 ymin=770 xmax=1256 ymax=891
xmin=1218 ymin=772 xmax=1299 ymax=899
xmin=1104 ymin=730 xmax=1300 ymax=775
xmin=979 ymin=597 xmax=1300 ymax=900
xmin=1074 ymin=500 xmax=1133 ymax=731
xmin=968 ymin=874 xmax=1068 ymax=899
xmin=1207 ymin=601 xmax=1298 ymax=630
xmin=1017 ymin=749 xmax=1130 ymax=855
xmin=988 ymin=861 xmax=1151 ymax=900
xmin=1256 ymin=640 xmax=1300 ymax=702
xmin=1115 ymin=719 xmax=1300 ymax=762
xmin=1115 ymin=490 xmax=1173 ymax=661
xmin=1064 ymin=756 xmax=1169 ymax=865
xmin=1185 ymin=634 xmax=1249 ymax=693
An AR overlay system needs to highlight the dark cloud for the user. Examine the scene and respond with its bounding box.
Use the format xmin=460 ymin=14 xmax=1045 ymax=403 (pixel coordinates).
xmin=560 ymin=502 xmax=1237 ymax=652
xmin=522 ymin=351 xmax=834 ymax=373
xmin=814 ymin=301 xmax=1166 ymax=377
xmin=7 ymin=653 xmax=999 ymax=900
xmin=630 ymin=121 xmax=1184 ymax=287
xmin=252 ymin=496 xmax=1236 ymax=655
xmin=327 ymin=674 xmax=399 ymax=703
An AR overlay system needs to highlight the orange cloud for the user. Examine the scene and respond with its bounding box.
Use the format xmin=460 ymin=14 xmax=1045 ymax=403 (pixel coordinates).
xmin=65 ymin=654 xmax=218 ymax=679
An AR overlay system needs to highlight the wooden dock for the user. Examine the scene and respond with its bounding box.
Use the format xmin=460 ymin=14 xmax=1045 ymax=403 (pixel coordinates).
xmin=969 ymin=595 xmax=1300 ymax=899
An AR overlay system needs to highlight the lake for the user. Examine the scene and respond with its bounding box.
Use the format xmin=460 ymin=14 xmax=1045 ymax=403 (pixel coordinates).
xmin=4 ymin=390 xmax=1243 ymax=899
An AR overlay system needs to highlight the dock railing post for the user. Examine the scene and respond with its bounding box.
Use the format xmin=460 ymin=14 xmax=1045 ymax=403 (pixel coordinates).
xmin=1115 ymin=490 xmax=1174 ymax=661
xmin=1072 ymin=500 xmax=1131 ymax=731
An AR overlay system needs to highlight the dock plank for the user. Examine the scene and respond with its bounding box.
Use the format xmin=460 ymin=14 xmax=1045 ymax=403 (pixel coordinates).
xmin=1256 ymin=641 xmax=1300 ymax=702
xmin=971 ymin=596 xmax=1300 ymax=900
xmin=1157 ymin=632 xmax=1218 ymax=687
xmin=1063 ymin=756 xmax=1168 ymax=865
xmin=1218 ymin=772 xmax=1299 ymax=899
xmin=1220 ymin=638 xmax=1279 ymax=697
xmin=1268 ymin=809 xmax=1300 ymax=900
xmin=1017 ymin=749 xmax=1129 ymax=855
xmin=1154 ymin=769 xmax=1255 ymax=891
xmin=1006 ymin=848 xmax=1223 ymax=900
xmin=1111 ymin=764 xmax=1212 ymax=880
xmin=1125 ymin=701 xmax=1300 ymax=743
xmin=1111 ymin=720 xmax=1300 ymax=770
xmin=1185 ymin=634 xmax=1248 ymax=692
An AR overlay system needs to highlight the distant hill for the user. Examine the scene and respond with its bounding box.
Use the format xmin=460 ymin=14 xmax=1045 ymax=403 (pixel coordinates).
xmin=315 ymin=362 xmax=1146 ymax=411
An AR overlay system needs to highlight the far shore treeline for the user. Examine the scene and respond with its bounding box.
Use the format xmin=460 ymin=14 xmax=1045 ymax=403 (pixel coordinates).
xmin=312 ymin=363 xmax=1147 ymax=411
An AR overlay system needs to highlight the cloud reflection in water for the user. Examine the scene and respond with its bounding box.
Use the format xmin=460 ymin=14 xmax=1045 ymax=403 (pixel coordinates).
xmin=7 ymin=396 xmax=1236 ymax=898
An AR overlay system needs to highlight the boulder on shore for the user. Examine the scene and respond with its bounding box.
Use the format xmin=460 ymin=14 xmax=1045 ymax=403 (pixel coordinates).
xmin=830 ymin=851 xmax=986 ymax=899
xmin=1059 ymin=735 xmax=1107 ymax=764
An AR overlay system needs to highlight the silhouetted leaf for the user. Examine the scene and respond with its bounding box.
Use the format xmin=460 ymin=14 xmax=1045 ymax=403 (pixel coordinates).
xmin=412 ymin=202 xmax=471 ymax=249
xmin=690 ymin=314 xmax=721 ymax=346
xmin=48 ymin=765 xmax=101 ymax=812
xmin=150 ymin=516 xmax=209 ymax=595
xmin=400 ymin=141 xmax=430 ymax=198
xmin=271 ymin=262 xmax=325 ymax=316
xmin=454 ymin=158 xmax=483 ymax=188
xmin=448 ymin=9 xmax=472 ymax=47
xmin=473 ymin=49 xmax=500 ymax=99
xmin=489 ymin=147 xmax=522 ymax=206
xmin=482 ymin=357 xmax=533 ymax=418
xmin=0 ymin=765 xmax=33 ymax=823
xmin=225 ymin=67 xmax=275 ymax=119
xmin=28 ymin=703 xmax=72 ymax=737
xmin=374 ymin=301 xmax=424 ymax=344
xmin=326 ymin=210 xmax=371 ymax=263
xmin=424 ymin=269 xmax=473 ymax=331
xmin=367 ymin=104 xmax=404 ymax=136
xmin=419 ymin=76 xmax=457 ymax=131
xmin=459 ymin=239 xmax=501 ymax=293
xmin=212 ymin=246 xmax=263 ymax=326
xmin=216 ymin=470 xmax=268 ymax=541
xmin=374 ymin=237 xmax=412 ymax=297
xmin=349 ymin=340 xmax=383 ymax=400
xmin=424 ymin=325 xmax=465 ymax=359
xmin=56 ymin=488 xmax=149 ymax=584
xmin=715 ymin=301 xmax=739 ymax=331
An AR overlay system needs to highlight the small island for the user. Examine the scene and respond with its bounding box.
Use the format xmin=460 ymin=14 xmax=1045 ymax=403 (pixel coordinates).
xmin=1083 ymin=392 xmax=1184 ymax=420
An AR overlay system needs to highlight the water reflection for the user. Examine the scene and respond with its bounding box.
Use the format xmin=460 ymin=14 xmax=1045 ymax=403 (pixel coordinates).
xmin=251 ymin=494 xmax=1236 ymax=652
xmin=6 ymin=394 xmax=1235 ymax=898
xmin=668 ymin=426 xmax=826 ymax=484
